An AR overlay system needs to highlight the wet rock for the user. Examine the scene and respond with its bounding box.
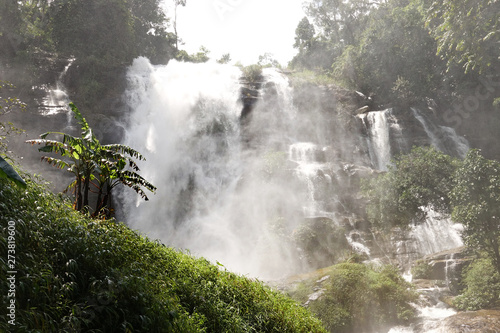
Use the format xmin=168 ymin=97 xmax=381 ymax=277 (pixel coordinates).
xmin=440 ymin=310 xmax=500 ymax=332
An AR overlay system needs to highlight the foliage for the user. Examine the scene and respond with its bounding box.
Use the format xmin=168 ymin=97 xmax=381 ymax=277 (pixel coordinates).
xmin=426 ymin=0 xmax=500 ymax=75
xmin=258 ymin=53 xmax=281 ymax=68
xmin=293 ymin=218 xmax=350 ymax=268
xmin=288 ymin=263 xmax=418 ymax=333
xmin=0 ymin=155 xmax=26 ymax=188
xmin=240 ymin=64 xmax=263 ymax=82
xmin=411 ymin=259 xmax=433 ymax=280
xmin=216 ymin=53 xmax=231 ymax=64
xmin=336 ymin=0 xmax=443 ymax=102
xmin=1 ymin=0 xmax=176 ymax=109
xmin=363 ymin=146 xmax=459 ymax=227
xmin=451 ymin=149 xmax=500 ymax=274
xmin=176 ymin=46 xmax=210 ymax=63
xmin=291 ymin=0 xmax=445 ymax=105
xmin=453 ymin=258 xmax=500 ymax=310
xmin=26 ymin=103 xmax=155 ymax=216
xmin=0 ymin=81 xmax=25 ymax=152
xmin=0 ymin=174 xmax=327 ymax=332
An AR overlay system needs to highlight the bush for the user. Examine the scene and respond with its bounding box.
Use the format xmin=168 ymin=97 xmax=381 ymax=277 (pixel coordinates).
xmin=289 ymin=263 xmax=418 ymax=333
xmin=411 ymin=260 xmax=433 ymax=280
xmin=454 ymin=258 xmax=500 ymax=311
xmin=0 ymin=173 xmax=327 ymax=332
xmin=293 ymin=218 xmax=350 ymax=268
xmin=240 ymin=64 xmax=263 ymax=82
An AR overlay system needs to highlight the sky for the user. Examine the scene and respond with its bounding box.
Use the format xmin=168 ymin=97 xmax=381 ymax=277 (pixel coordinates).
xmin=173 ymin=0 xmax=307 ymax=66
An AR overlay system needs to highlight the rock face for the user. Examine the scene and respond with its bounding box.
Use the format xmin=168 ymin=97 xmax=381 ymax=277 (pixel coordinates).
xmin=440 ymin=310 xmax=500 ymax=333
xmin=420 ymin=247 xmax=473 ymax=294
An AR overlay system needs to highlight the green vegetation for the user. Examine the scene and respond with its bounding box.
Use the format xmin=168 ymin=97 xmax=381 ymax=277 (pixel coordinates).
xmin=411 ymin=260 xmax=433 ymax=280
xmin=292 ymin=0 xmax=500 ymax=110
xmin=0 ymin=173 xmax=327 ymax=332
xmin=0 ymin=0 xmax=177 ymax=110
xmin=363 ymin=146 xmax=459 ymax=228
xmin=453 ymin=258 xmax=500 ymax=311
xmin=0 ymin=156 xmax=26 ymax=189
xmin=239 ymin=64 xmax=264 ymax=82
xmin=288 ymin=263 xmax=418 ymax=333
xmin=293 ymin=218 xmax=350 ymax=268
xmin=451 ymin=150 xmax=500 ymax=274
xmin=26 ymin=103 xmax=155 ymax=217
xmin=0 ymin=81 xmax=25 ymax=152
xmin=363 ymin=147 xmax=500 ymax=310
xmin=0 ymin=81 xmax=27 ymax=188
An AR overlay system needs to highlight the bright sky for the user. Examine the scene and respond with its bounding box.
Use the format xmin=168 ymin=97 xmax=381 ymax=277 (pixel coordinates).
xmin=173 ymin=0 xmax=307 ymax=66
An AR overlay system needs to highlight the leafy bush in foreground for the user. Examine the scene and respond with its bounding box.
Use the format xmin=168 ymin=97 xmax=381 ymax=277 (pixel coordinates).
xmin=0 ymin=173 xmax=326 ymax=332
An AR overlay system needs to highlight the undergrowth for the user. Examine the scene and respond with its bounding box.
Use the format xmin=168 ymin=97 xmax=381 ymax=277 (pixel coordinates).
xmin=287 ymin=263 xmax=417 ymax=333
xmin=0 ymin=172 xmax=326 ymax=332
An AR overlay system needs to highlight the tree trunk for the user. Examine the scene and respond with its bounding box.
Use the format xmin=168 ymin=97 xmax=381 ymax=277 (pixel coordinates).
xmin=76 ymin=178 xmax=82 ymax=211
xmin=83 ymin=173 xmax=90 ymax=211
xmin=491 ymin=234 xmax=500 ymax=275
xmin=94 ymin=182 xmax=104 ymax=217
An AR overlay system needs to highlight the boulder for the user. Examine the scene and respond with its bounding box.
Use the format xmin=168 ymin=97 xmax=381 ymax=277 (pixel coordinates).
xmin=440 ymin=310 xmax=500 ymax=332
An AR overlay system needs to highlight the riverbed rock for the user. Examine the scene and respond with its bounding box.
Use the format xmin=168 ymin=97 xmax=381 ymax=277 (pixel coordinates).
xmin=440 ymin=310 xmax=500 ymax=332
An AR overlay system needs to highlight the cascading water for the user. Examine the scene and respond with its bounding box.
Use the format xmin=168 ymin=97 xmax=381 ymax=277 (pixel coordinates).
xmin=410 ymin=208 xmax=463 ymax=257
xmin=411 ymin=108 xmax=469 ymax=158
xmin=121 ymin=58 xmax=309 ymax=279
xmin=40 ymin=58 xmax=74 ymax=120
xmin=359 ymin=109 xmax=392 ymax=171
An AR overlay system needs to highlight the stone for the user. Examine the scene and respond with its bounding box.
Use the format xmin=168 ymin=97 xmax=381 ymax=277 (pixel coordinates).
xmin=440 ymin=310 xmax=500 ymax=332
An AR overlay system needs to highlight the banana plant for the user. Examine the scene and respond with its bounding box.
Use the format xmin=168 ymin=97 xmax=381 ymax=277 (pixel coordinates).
xmin=0 ymin=155 xmax=27 ymax=188
xmin=94 ymin=144 xmax=156 ymax=218
xmin=27 ymin=103 xmax=155 ymax=216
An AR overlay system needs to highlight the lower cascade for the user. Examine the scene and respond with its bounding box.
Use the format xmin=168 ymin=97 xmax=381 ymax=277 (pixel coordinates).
xmin=120 ymin=58 xmax=470 ymax=331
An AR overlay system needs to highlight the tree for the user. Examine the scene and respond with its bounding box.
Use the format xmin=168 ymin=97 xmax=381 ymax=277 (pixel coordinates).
xmin=427 ymin=0 xmax=500 ymax=75
xmin=27 ymin=103 xmax=156 ymax=216
xmin=293 ymin=17 xmax=315 ymax=52
xmin=0 ymin=81 xmax=25 ymax=152
xmin=173 ymin=0 xmax=187 ymax=51
xmin=306 ymin=0 xmax=379 ymax=47
xmin=216 ymin=53 xmax=231 ymax=64
xmin=0 ymin=81 xmax=26 ymax=188
xmin=363 ymin=146 xmax=459 ymax=227
xmin=332 ymin=0 xmax=443 ymax=102
xmin=257 ymin=53 xmax=281 ymax=68
xmin=451 ymin=149 xmax=500 ymax=274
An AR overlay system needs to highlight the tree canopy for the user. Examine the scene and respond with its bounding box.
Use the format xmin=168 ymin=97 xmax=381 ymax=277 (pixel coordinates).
xmin=451 ymin=149 xmax=500 ymax=274
xmin=363 ymin=146 xmax=459 ymax=227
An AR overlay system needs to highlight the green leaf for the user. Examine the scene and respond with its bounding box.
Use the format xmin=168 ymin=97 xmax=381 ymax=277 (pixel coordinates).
xmin=0 ymin=156 xmax=27 ymax=188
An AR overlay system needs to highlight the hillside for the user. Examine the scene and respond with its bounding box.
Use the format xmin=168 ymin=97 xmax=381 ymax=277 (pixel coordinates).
xmin=0 ymin=172 xmax=326 ymax=332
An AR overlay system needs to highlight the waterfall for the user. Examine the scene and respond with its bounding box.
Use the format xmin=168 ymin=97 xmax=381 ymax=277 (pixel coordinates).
xmin=410 ymin=207 xmax=463 ymax=256
xmin=121 ymin=58 xmax=306 ymax=279
xmin=359 ymin=109 xmax=392 ymax=170
xmin=41 ymin=58 xmax=74 ymax=119
xmin=120 ymin=58 xmax=466 ymax=283
xmin=411 ymin=108 xmax=469 ymax=158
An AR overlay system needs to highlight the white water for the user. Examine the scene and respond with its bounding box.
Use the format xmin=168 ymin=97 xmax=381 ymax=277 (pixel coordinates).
xmin=40 ymin=58 xmax=74 ymax=120
xmin=360 ymin=110 xmax=392 ymax=170
xmin=411 ymin=108 xmax=469 ymax=158
xmin=121 ymin=58 xmax=306 ymax=279
xmin=411 ymin=208 xmax=463 ymax=256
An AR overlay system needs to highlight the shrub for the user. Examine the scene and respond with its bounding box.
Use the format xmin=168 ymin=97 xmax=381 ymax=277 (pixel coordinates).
xmin=454 ymin=258 xmax=500 ymax=311
xmin=411 ymin=260 xmax=433 ymax=280
xmin=289 ymin=263 xmax=418 ymax=333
